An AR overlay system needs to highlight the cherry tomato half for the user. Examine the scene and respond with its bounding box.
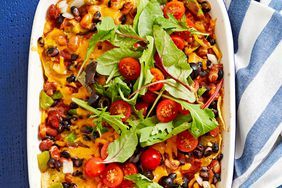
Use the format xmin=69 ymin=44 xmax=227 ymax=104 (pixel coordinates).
xmin=164 ymin=1 xmax=185 ymax=20
xmin=149 ymin=68 xmax=165 ymax=92
xmin=135 ymin=102 xmax=149 ymax=116
xmin=84 ymin=157 xmax=105 ymax=178
xmin=119 ymin=180 xmax=135 ymax=188
xmin=101 ymin=142 xmax=109 ymax=160
xmin=122 ymin=163 xmax=138 ymax=175
xmin=140 ymin=148 xmax=162 ymax=170
xmin=102 ymin=163 xmax=124 ymax=187
xmin=171 ymin=35 xmax=185 ymax=50
xmin=141 ymin=91 xmax=157 ymax=104
xmin=118 ymin=57 xmax=141 ymax=81
xmin=156 ymin=99 xmax=178 ymax=123
xmin=177 ymin=131 xmax=198 ymax=152
xmin=209 ymin=126 xmax=220 ymax=137
xmin=109 ymin=100 xmax=132 ymax=122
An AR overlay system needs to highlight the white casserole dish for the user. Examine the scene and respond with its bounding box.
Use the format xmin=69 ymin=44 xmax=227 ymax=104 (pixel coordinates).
xmin=27 ymin=0 xmax=236 ymax=187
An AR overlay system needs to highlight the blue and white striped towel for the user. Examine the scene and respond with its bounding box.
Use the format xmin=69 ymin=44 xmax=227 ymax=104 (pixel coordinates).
xmin=224 ymin=0 xmax=282 ymax=187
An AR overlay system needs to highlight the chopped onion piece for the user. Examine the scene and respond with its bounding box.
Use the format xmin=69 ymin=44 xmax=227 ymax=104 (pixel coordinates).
xmin=63 ymin=12 xmax=74 ymax=19
xmin=58 ymin=0 xmax=68 ymax=13
xmin=195 ymin=174 xmax=203 ymax=186
xmin=63 ymin=160 xmax=73 ymax=174
xmin=207 ymin=54 xmax=218 ymax=65
xmin=202 ymin=181 xmax=211 ymax=188
xmin=70 ymin=0 xmax=85 ymax=8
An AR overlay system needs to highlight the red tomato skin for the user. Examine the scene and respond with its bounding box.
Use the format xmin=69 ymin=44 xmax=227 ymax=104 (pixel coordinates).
xmin=177 ymin=131 xmax=198 ymax=152
xmin=140 ymin=148 xmax=162 ymax=170
xmin=48 ymin=4 xmax=60 ymax=20
xmin=109 ymin=100 xmax=132 ymax=122
xmin=149 ymin=68 xmax=165 ymax=92
xmin=164 ymin=1 xmax=185 ymax=20
xmin=84 ymin=157 xmax=105 ymax=178
xmin=171 ymin=35 xmax=185 ymax=50
xmin=156 ymin=99 xmax=178 ymax=123
xmin=119 ymin=180 xmax=135 ymax=188
xmin=122 ymin=163 xmax=138 ymax=175
xmin=181 ymin=158 xmax=202 ymax=175
xmin=101 ymin=142 xmax=109 ymax=160
xmin=141 ymin=91 xmax=157 ymax=104
xmin=176 ymin=103 xmax=190 ymax=115
xmin=135 ymin=102 xmax=149 ymax=116
xmin=210 ymin=126 xmax=220 ymax=137
xmin=118 ymin=57 xmax=141 ymax=81
xmin=102 ymin=164 xmax=124 ymax=187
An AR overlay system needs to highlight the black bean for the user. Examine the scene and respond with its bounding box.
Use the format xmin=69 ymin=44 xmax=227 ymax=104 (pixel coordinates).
xmin=207 ymin=36 xmax=216 ymax=45
xmin=72 ymin=170 xmax=83 ymax=177
xmin=213 ymin=173 xmax=221 ymax=184
xmin=217 ymin=69 xmax=224 ymax=80
xmin=212 ymin=109 xmax=218 ymax=117
xmin=54 ymin=160 xmax=62 ymax=171
xmin=60 ymin=151 xmax=71 ymax=159
xmin=168 ymin=173 xmax=177 ymax=180
xmin=210 ymin=101 xmax=217 ymax=109
xmin=204 ymin=147 xmax=213 ymax=157
xmin=60 ymin=119 xmax=71 ymax=131
xmin=129 ymin=152 xmax=141 ymax=164
xmin=71 ymin=6 xmax=80 ymax=17
xmin=181 ymin=177 xmax=189 ymax=188
xmin=90 ymin=24 xmax=97 ymax=32
xmin=217 ymin=153 xmax=223 ymax=161
xmin=46 ymin=47 xmax=59 ymax=57
xmin=80 ymin=125 xmax=93 ymax=134
xmin=72 ymin=158 xmax=83 ymax=167
xmin=207 ymin=60 xmax=212 ymax=67
xmin=71 ymin=54 xmax=79 ymax=61
xmin=92 ymin=131 xmax=100 ymax=139
xmin=190 ymin=63 xmax=200 ymax=79
xmin=199 ymin=70 xmax=208 ymax=77
xmin=193 ymin=145 xmax=205 ymax=158
xmin=83 ymin=134 xmax=92 ymax=141
xmin=120 ymin=15 xmax=127 ymax=24
xmin=37 ymin=37 xmax=44 ymax=47
xmin=62 ymin=182 xmax=72 ymax=188
xmin=87 ymin=92 xmax=100 ymax=107
xmin=158 ymin=176 xmax=175 ymax=188
xmin=56 ymin=14 xmax=65 ymax=27
xmin=97 ymin=96 xmax=111 ymax=109
xmin=70 ymin=102 xmax=78 ymax=109
xmin=47 ymin=158 xmax=56 ymax=168
xmin=107 ymin=0 xmax=111 ymax=7
xmin=201 ymin=1 xmax=211 ymax=13
xmin=212 ymin=143 xmax=219 ymax=153
xmin=142 ymin=170 xmax=154 ymax=180
xmin=66 ymin=74 xmax=76 ymax=83
xmin=94 ymin=11 xmax=101 ymax=20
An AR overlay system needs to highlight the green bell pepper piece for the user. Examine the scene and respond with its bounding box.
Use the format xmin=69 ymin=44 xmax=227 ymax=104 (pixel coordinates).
xmin=40 ymin=90 xmax=54 ymax=110
xmin=37 ymin=151 xmax=50 ymax=172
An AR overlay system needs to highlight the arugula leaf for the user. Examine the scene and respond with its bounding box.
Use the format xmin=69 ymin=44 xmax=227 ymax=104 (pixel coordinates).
xmin=77 ymin=17 xmax=116 ymax=77
xmin=153 ymin=25 xmax=188 ymax=68
xmin=125 ymin=174 xmax=162 ymax=188
xmin=133 ymin=0 xmax=149 ymax=32
xmin=112 ymin=25 xmax=141 ymax=47
xmin=155 ymin=14 xmax=208 ymax=35
xmin=104 ymin=77 xmax=131 ymax=102
xmin=138 ymin=0 xmax=163 ymax=37
xmin=72 ymin=98 xmax=128 ymax=133
xmin=138 ymin=120 xmax=191 ymax=147
xmin=153 ymin=25 xmax=193 ymax=86
xmin=40 ymin=90 xmax=54 ymax=110
xmin=176 ymin=100 xmax=218 ymax=137
xmin=96 ymin=48 xmax=142 ymax=76
xmin=164 ymin=79 xmax=196 ymax=102
xmin=104 ymin=128 xmax=138 ymax=163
